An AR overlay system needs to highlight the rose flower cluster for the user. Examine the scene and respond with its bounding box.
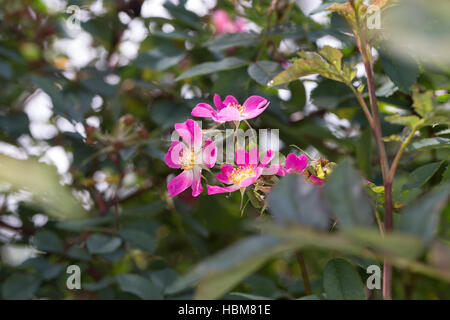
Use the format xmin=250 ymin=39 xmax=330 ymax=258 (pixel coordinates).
xmin=164 ymin=95 xmax=328 ymax=199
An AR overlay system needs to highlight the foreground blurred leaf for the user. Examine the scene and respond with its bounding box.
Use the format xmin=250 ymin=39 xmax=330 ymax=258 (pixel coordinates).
xmin=117 ymin=274 xmax=163 ymax=300
xmin=167 ymin=235 xmax=296 ymax=299
xmin=0 ymin=155 xmax=87 ymax=220
xmin=323 ymin=258 xmax=365 ymax=300
xmin=267 ymin=174 xmax=330 ymax=230
xmin=176 ymin=57 xmax=249 ymax=81
xmin=324 ymin=159 xmax=374 ymax=229
xmin=398 ymin=183 xmax=450 ymax=244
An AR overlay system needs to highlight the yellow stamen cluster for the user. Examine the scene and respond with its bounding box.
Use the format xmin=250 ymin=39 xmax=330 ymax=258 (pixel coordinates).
xmin=180 ymin=148 xmax=196 ymax=170
xmin=227 ymin=165 xmax=256 ymax=185
xmin=229 ymin=102 xmax=245 ymax=114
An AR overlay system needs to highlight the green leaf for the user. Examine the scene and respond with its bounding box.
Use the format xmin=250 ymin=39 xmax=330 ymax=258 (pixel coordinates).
xmin=324 ymin=159 xmax=374 ymax=229
xmin=117 ymin=274 xmax=163 ymax=300
xmin=22 ymin=257 xmax=64 ymax=280
xmin=1 ymin=274 xmax=41 ymax=300
xmin=86 ymin=234 xmax=122 ymax=254
xmin=379 ymin=47 xmax=419 ymax=92
xmin=119 ymin=229 xmax=157 ymax=253
xmin=412 ymin=88 xmax=434 ymax=117
xmin=247 ymin=61 xmax=283 ymax=86
xmin=269 ymin=46 xmax=354 ymax=87
xmin=286 ymin=81 xmax=307 ymax=112
xmin=150 ymin=100 xmax=191 ymax=129
xmin=206 ymin=32 xmax=259 ymax=51
xmin=176 ymin=57 xmax=249 ymax=81
xmin=442 ymin=164 xmax=450 ymax=181
xmin=0 ymin=60 xmax=12 ymax=79
xmin=402 ymin=161 xmax=443 ymax=191
xmin=398 ymin=183 xmax=450 ymax=244
xmin=134 ymin=43 xmax=186 ymax=71
xmin=66 ymin=246 xmax=91 ymax=261
xmin=323 ymin=258 xmax=366 ymax=300
xmin=33 ymin=230 xmax=64 ymax=254
xmin=405 ymin=137 xmax=450 ymax=152
xmin=311 ymin=79 xmax=354 ymax=110
xmin=384 ymin=114 xmax=421 ymax=128
xmin=267 ymin=174 xmax=330 ymax=230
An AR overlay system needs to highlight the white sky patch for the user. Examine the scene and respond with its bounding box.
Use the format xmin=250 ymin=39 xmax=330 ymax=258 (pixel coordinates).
xmin=41 ymin=146 xmax=72 ymax=174
xmin=316 ymin=35 xmax=343 ymax=49
xmin=141 ymin=0 xmax=172 ymax=18
xmin=54 ymin=32 xmax=97 ymax=69
xmin=186 ymin=0 xmax=217 ymax=16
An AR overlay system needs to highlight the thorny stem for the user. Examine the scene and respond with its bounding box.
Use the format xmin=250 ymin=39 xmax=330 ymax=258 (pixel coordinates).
xmin=350 ymin=1 xmax=392 ymax=299
xmin=295 ymin=250 xmax=312 ymax=296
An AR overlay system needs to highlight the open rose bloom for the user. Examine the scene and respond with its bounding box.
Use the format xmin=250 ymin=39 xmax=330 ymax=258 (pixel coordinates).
xmin=192 ymin=94 xmax=269 ymax=123
xmin=165 ymin=120 xmax=217 ymax=197
xmin=207 ymin=148 xmax=275 ymax=195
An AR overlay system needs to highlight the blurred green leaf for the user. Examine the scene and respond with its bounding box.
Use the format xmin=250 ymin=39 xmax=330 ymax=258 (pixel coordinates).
xmin=34 ymin=230 xmax=64 ymax=254
xmin=86 ymin=234 xmax=122 ymax=254
xmin=405 ymin=138 xmax=450 ymax=152
xmin=402 ymin=161 xmax=443 ymax=191
xmin=323 ymin=258 xmax=366 ymax=300
xmin=248 ymin=61 xmax=283 ymax=86
xmin=398 ymin=183 xmax=450 ymax=244
xmin=117 ymin=274 xmax=163 ymax=300
xmin=1 ymin=274 xmax=41 ymax=300
xmin=176 ymin=57 xmax=249 ymax=81
xmin=324 ymin=159 xmax=374 ymax=229
xmin=267 ymin=174 xmax=330 ymax=230
xmin=207 ymin=32 xmax=259 ymax=51
xmin=379 ymin=47 xmax=419 ymax=93
xmin=119 ymin=229 xmax=157 ymax=253
xmin=0 ymin=155 xmax=87 ymax=220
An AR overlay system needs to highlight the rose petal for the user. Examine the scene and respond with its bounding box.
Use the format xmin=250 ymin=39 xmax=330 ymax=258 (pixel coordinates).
xmin=191 ymin=167 xmax=203 ymax=197
xmin=235 ymin=149 xmax=250 ymax=166
xmin=191 ymin=103 xmax=217 ymax=119
xmin=242 ymin=95 xmax=267 ymax=112
xmin=168 ymin=170 xmax=193 ymax=197
xmin=243 ymin=103 xmax=269 ymax=119
xmin=223 ymin=95 xmax=239 ymax=108
xmin=285 ymin=153 xmax=308 ymax=173
xmin=164 ymin=141 xmax=186 ymax=168
xmin=216 ymin=107 xmax=241 ymax=122
xmin=207 ymin=184 xmax=240 ymax=195
xmin=213 ymin=94 xmax=225 ymax=111
xmin=260 ymin=149 xmax=274 ymax=167
xmin=202 ymin=138 xmax=217 ymax=168
xmin=216 ymin=164 xmax=234 ymax=184
xmin=175 ymin=119 xmax=203 ymax=148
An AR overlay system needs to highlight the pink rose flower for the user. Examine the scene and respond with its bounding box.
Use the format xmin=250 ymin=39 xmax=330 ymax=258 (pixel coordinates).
xmin=165 ymin=120 xmax=217 ymax=197
xmin=310 ymin=175 xmax=325 ymax=186
xmin=212 ymin=9 xmax=246 ymax=34
xmin=285 ymin=153 xmax=308 ymax=175
xmin=207 ymin=147 xmax=274 ymax=195
xmin=191 ymin=94 xmax=270 ymax=123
